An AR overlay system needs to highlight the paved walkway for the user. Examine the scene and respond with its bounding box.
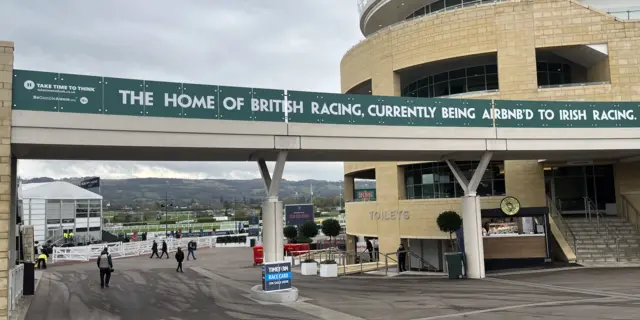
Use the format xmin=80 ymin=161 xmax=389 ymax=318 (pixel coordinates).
xmin=24 ymin=248 xmax=640 ymax=319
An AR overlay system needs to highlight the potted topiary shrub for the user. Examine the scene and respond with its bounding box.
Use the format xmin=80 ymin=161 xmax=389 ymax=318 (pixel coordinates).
xmin=319 ymin=219 xmax=341 ymax=277
xmin=436 ymin=210 xmax=464 ymax=279
xmin=299 ymin=221 xmax=319 ymax=275
xmin=283 ymin=225 xmax=298 ymax=244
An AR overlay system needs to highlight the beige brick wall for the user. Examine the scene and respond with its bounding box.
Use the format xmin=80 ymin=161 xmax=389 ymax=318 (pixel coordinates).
xmin=21 ymin=225 xmax=34 ymax=263
xmin=0 ymin=40 xmax=13 ymax=320
xmin=346 ymin=196 xmax=503 ymax=254
xmin=341 ymin=0 xmax=640 ymax=253
xmin=505 ymin=160 xmax=546 ymax=208
xmin=614 ymin=162 xmax=640 ymax=228
xmin=342 ymin=0 xmax=640 ymax=102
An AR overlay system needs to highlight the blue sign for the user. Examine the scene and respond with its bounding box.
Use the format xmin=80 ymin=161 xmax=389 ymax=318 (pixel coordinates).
xmin=285 ymin=204 xmax=314 ymax=226
xmin=248 ymin=216 xmax=260 ymax=225
xmin=261 ymin=261 xmax=292 ymax=292
xmin=248 ymin=228 xmax=260 ymax=236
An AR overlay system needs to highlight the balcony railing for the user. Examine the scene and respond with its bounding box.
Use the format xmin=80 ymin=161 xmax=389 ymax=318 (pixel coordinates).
xmin=357 ymin=0 xmax=376 ymax=15
xmin=605 ymin=7 xmax=640 ymax=20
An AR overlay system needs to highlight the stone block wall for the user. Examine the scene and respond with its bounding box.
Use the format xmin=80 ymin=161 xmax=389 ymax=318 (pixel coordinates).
xmin=340 ymin=0 xmax=640 ymax=251
xmin=0 ymin=40 xmax=14 ymax=320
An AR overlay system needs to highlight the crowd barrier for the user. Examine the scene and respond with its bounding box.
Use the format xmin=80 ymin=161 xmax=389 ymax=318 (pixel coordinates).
xmin=52 ymin=234 xmax=255 ymax=263
xmin=8 ymin=263 xmax=24 ymax=317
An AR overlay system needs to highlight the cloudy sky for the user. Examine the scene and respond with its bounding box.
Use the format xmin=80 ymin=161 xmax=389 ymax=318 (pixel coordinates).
xmin=2 ymin=0 xmax=636 ymax=181
xmin=1 ymin=0 xmax=363 ymax=181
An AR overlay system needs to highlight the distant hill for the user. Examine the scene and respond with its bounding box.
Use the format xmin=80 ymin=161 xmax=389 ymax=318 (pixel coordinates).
xmin=21 ymin=177 xmax=375 ymax=209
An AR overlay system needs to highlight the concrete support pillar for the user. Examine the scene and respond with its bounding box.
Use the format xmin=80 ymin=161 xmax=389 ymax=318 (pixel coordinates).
xmin=261 ymin=198 xmax=284 ymax=262
xmin=258 ymin=151 xmax=287 ymax=263
xmin=446 ymin=152 xmax=493 ymax=279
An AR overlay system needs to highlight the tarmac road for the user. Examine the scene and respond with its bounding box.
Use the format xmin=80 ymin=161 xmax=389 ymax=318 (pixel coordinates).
xmin=24 ymin=247 xmax=640 ymax=320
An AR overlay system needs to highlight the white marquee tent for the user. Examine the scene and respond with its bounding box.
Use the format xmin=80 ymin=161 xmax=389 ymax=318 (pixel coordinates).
xmin=19 ymin=181 xmax=103 ymax=244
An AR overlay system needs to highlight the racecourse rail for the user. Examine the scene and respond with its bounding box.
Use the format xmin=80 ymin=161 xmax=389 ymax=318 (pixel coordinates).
xmin=51 ymin=234 xmax=256 ymax=263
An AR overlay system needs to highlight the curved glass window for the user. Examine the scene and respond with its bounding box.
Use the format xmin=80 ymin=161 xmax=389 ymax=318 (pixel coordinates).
xmin=401 ymin=64 xmax=499 ymax=98
xmin=404 ymin=161 xmax=505 ymax=199
xmin=406 ymin=0 xmax=498 ymax=20
xmin=536 ymin=62 xmax=572 ymax=87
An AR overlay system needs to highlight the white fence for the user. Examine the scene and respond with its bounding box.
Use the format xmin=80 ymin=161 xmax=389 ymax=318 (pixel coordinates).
xmin=8 ymin=264 xmax=24 ymax=317
xmin=52 ymin=234 xmax=256 ymax=263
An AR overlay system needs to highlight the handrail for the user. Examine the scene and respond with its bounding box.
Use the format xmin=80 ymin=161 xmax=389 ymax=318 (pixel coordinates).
xmin=584 ymin=197 xmax=620 ymax=261
xmin=620 ymin=194 xmax=640 ymax=233
xmin=381 ymin=250 xmax=438 ymax=275
xmin=407 ymin=251 xmax=438 ymax=272
xmin=605 ymin=8 xmax=640 ymax=21
xmin=383 ymin=252 xmax=398 ymax=276
xmin=547 ymin=196 xmax=577 ymax=254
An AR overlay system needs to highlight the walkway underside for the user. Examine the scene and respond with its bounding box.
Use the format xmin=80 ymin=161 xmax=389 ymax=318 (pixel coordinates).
xmin=12 ymin=143 xmax=640 ymax=162
xmin=11 ymin=110 xmax=640 ymax=162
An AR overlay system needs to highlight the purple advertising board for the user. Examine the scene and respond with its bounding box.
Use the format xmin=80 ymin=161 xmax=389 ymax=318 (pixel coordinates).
xmin=285 ymin=204 xmax=314 ymax=226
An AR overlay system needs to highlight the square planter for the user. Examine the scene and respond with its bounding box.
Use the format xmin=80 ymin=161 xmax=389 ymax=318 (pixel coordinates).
xmin=319 ymin=263 xmax=338 ymax=278
xmin=301 ymin=262 xmax=318 ymax=275
xmin=285 ymin=255 xmax=294 ymax=265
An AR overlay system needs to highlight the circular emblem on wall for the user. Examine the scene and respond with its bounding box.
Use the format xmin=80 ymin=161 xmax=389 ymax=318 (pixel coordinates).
xmin=80 ymin=97 xmax=88 ymax=104
xmin=500 ymin=196 xmax=520 ymax=216
xmin=24 ymin=80 xmax=35 ymax=90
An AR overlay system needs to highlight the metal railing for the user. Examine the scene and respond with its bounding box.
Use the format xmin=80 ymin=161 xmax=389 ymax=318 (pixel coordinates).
xmin=357 ymin=0 xmax=376 ymax=15
xmin=547 ymin=196 xmax=577 ymax=254
xmin=104 ymin=222 xmax=219 ymax=233
xmin=353 ymin=0 xmax=505 ymax=44
xmin=52 ymin=234 xmax=254 ymax=263
xmin=606 ymin=8 xmax=640 ymax=21
xmin=8 ymin=264 xmax=24 ymax=317
xmin=584 ymin=197 xmax=620 ymax=261
xmin=382 ymin=250 xmax=438 ymax=275
xmin=620 ymin=195 xmax=640 ymax=233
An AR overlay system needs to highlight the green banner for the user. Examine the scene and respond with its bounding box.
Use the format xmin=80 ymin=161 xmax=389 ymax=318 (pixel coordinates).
xmin=354 ymin=189 xmax=376 ymax=202
xmin=493 ymin=100 xmax=640 ymax=128
xmin=11 ymin=69 xmax=640 ymax=128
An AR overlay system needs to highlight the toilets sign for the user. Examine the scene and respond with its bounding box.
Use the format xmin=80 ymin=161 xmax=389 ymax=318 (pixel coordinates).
xmin=12 ymin=69 xmax=640 ymax=128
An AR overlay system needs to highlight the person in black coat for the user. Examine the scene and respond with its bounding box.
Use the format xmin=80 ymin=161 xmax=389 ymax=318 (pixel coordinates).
xmin=397 ymin=243 xmax=407 ymax=272
xmin=175 ymin=247 xmax=184 ymax=273
xmin=160 ymin=240 xmax=169 ymax=259
xmin=150 ymin=240 xmax=160 ymax=259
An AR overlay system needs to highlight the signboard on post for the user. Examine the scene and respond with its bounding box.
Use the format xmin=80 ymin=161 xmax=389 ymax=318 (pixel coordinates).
xmin=261 ymin=261 xmax=292 ymax=292
xmin=285 ymin=204 xmax=314 ymax=226
xmin=248 ymin=215 xmax=260 ymax=236
xmin=79 ymin=177 xmax=100 ymax=189
xmin=355 ymin=189 xmax=376 ymax=201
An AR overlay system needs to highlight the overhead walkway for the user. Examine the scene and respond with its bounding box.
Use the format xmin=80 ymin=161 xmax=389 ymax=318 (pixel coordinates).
xmin=11 ymin=69 xmax=640 ymax=163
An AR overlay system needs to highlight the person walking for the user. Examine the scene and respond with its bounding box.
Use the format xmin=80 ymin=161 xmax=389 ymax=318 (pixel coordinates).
xmin=150 ymin=240 xmax=160 ymax=258
xmin=366 ymin=238 xmax=374 ymax=262
xmin=397 ymin=243 xmax=407 ymax=273
xmin=160 ymin=240 xmax=169 ymax=259
xmin=187 ymin=240 xmax=197 ymax=260
xmin=175 ymin=247 xmax=184 ymax=273
xmin=97 ymin=247 xmax=113 ymax=288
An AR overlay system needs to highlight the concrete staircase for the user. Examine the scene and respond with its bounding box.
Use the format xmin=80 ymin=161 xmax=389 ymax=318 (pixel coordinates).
xmin=566 ymin=216 xmax=640 ymax=264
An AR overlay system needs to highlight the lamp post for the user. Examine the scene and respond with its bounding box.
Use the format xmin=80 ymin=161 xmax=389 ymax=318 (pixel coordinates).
xmin=160 ymin=192 xmax=173 ymax=237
